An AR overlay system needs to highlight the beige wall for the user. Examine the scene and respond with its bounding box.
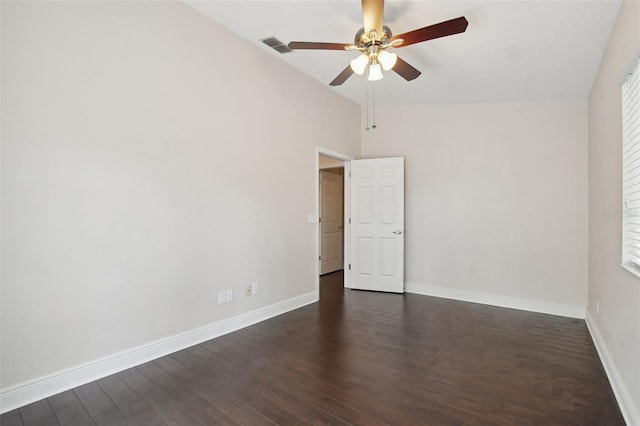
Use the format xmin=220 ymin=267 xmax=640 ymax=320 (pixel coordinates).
xmin=588 ymin=1 xmax=640 ymax=422
xmin=0 ymin=0 xmax=360 ymax=389
xmin=362 ymin=102 xmax=588 ymax=308
xmin=2 ymin=0 xmax=638 ymax=420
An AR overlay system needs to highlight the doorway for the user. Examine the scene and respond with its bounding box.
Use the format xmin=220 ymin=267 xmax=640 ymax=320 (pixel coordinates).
xmin=319 ymin=157 xmax=344 ymax=276
xmin=315 ymin=148 xmax=352 ymax=294
xmin=315 ymin=149 xmax=405 ymax=295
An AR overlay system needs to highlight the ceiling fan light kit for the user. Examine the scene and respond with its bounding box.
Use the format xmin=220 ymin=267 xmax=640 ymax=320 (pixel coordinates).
xmin=378 ymin=50 xmax=397 ymax=71
xmin=368 ymin=60 xmax=384 ymax=81
xmin=349 ymin=43 xmax=398 ymax=80
xmin=346 ymin=26 xmax=399 ymax=81
xmin=286 ymin=0 xmax=469 ymax=86
xmin=350 ymin=54 xmax=369 ymax=75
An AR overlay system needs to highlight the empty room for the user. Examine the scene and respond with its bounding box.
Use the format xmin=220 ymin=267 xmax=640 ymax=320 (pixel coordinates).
xmin=1 ymin=0 xmax=639 ymax=424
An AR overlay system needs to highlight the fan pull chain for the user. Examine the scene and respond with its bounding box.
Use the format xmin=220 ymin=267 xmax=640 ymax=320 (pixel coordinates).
xmin=365 ymin=85 xmax=378 ymax=131
xmin=365 ymin=86 xmax=370 ymax=131
xmin=372 ymin=85 xmax=377 ymax=130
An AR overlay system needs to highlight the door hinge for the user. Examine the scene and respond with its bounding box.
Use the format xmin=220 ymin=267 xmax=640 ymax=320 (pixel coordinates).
xmin=319 ymin=217 xmax=321 ymax=223
xmin=319 ymin=256 xmax=321 ymax=261
xmin=349 ymin=218 xmax=351 ymax=224
xmin=348 ymin=264 xmax=351 ymax=270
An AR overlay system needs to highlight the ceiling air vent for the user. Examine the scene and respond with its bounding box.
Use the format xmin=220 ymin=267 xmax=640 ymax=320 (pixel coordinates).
xmin=261 ymin=37 xmax=291 ymax=54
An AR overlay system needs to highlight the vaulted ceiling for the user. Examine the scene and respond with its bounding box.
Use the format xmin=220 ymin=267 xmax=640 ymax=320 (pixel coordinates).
xmin=186 ymin=1 xmax=621 ymax=106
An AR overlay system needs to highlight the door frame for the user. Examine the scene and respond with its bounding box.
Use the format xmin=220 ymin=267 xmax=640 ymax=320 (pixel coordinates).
xmin=316 ymin=147 xmax=353 ymax=294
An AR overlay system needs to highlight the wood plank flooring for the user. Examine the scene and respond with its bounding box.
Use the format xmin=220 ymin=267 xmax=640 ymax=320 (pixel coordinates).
xmin=2 ymin=271 xmax=624 ymax=425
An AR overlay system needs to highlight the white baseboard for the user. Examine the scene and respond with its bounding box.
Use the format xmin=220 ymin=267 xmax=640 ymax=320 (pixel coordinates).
xmin=585 ymin=311 xmax=640 ymax=426
xmin=404 ymin=282 xmax=586 ymax=319
xmin=0 ymin=291 xmax=318 ymax=414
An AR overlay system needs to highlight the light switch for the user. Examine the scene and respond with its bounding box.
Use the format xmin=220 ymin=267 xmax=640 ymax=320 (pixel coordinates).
xmin=308 ymin=214 xmax=316 ymax=224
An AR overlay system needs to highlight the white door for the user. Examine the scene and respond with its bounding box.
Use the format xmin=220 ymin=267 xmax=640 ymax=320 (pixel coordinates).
xmin=320 ymin=170 xmax=344 ymax=275
xmin=350 ymin=157 xmax=404 ymax=293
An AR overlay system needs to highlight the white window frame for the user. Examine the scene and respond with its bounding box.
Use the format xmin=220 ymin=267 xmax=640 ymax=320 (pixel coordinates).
xmin=621 ymin=56 xmax=640 ymax=277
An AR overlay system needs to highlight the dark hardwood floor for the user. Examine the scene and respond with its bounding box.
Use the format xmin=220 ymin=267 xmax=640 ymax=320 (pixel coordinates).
xmin=2 ymin=271 xmax=624 ymax=425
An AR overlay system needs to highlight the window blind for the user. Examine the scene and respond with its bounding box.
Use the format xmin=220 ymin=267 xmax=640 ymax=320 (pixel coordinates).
xmin=622 ymin=56 xmax=640 ymax=269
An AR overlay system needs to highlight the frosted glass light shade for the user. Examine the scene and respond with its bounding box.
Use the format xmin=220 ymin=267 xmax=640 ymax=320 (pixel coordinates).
xmin=378 ymin=50 xmax=397 ymax=71
xmin=350 ymin=54 xmax=369 ymax=75
xmin=368 ymin=62 xmax=383 ymax=81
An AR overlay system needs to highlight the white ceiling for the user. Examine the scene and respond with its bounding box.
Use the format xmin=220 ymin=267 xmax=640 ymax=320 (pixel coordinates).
xmin=186 ymin=0 xmax=621 ymax=106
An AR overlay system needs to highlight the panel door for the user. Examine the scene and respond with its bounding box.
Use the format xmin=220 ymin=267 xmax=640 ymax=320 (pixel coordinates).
xmin=350 ymin=157 xmax=404 ymax=293
xmin=320 ymin=170 xmax=344 ymax=275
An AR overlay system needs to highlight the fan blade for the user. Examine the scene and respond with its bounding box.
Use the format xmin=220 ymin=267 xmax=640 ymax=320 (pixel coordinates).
xmin=288 ymin=42 xmax=352 ymax=50
xmin=392 ymin=17 xmax=468 ymax=48
xmin=329 ymin=66 xmax=355 ymax=86
xmin=361 ymin=0 xmax=384 ymax=38
xmin=393 ymin=57 xmax=421 ymax=81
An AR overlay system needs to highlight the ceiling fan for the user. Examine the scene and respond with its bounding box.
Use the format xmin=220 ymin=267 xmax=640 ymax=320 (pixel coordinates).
xmin=287 ymin=0 xmax=468 ymax=86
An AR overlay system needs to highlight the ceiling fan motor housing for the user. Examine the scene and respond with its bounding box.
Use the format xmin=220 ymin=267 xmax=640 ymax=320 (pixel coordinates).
xmin=355 ymin=26 xmax=393 ymax=48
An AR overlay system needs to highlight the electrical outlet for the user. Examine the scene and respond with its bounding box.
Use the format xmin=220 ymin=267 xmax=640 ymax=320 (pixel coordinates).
xmin=226 ymin=289 xmax=233 ymax=303
xmin=596 ymin=300 xmax=600 ymax=315
xmin=218 ymin=291 xmax=226 ymax=305
xmin=246 ymin=284 xmax=252 ymax=296
xmin=252 ymin=282 xmax=260 ymax=295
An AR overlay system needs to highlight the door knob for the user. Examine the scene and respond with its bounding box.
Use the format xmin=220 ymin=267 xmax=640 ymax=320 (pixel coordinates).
xmin=392 ymin=230 xmax=402 ymax=234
